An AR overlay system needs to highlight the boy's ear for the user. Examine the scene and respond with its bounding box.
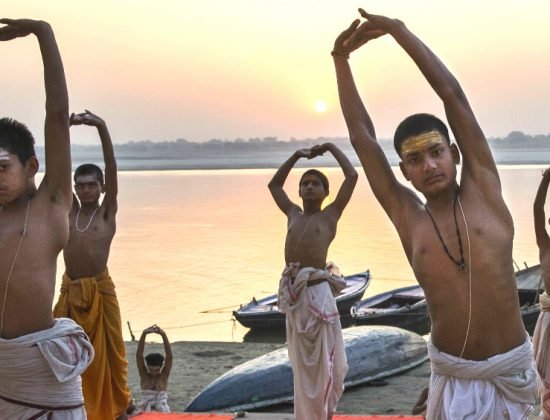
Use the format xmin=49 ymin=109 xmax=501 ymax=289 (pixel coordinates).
xmin=399 ymin=161 xmax=410 ymax=181
xmin=25 ymin=156 xmax=39 ymax=177
xmin=451 ymin=143 xmax=460 ymax=164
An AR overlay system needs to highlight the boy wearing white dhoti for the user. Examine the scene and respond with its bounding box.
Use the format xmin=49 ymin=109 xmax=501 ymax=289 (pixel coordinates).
xmin=0 ymin=17 xmax=90 ymax=420
xmin=333 ymin=8 xmax=538 ymax=418
xmin=427 ymin=336 xmax=538 ymax=419
xmin=0 ymin=318 xmax=94 ymax=419
xmin=278 ymin=263 xmax=348 ymax=420
xmin=533 ymin=168 xmax=550 ymax=419
xmin=137 ymin=390 xmax=170 ymax=412
xmin=269 ymin=143 xmax=357 ymax=419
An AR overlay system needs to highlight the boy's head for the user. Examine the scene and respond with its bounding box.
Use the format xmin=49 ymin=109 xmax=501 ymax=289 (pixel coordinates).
xmin=0 ymin=117 xmax=39 ymax=205
xmin=395 ymin=114 xmax=459 ymax=196
xmin=299 ymin=169 xmax=329 ymax=193
xmin=74 ymin=163 xmax=104 ymax=185
xmin=0 ymin=117 xmax=36 ymax=165
xmin=74 ymin=164 xmax=104 ymax=205
xmin=145 ymin=352 xmax=165 ymax=375
xmin=394 ymin=113 xmax=450 ymax=158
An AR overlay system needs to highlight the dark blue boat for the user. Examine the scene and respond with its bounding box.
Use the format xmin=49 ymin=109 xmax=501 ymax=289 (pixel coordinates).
xmin=185 ymin=325 xmax=428 ymax=412
xmin=233 ymin=270 xmax=371 ymax=329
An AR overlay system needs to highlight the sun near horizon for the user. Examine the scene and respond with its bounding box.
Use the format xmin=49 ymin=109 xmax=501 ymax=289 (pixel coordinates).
xmin=315 ymin=100 xmax=327 ymax=113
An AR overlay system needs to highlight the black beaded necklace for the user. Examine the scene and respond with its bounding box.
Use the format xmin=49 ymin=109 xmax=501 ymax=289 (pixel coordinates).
xmin=424 ymin=193 xmax=466 ymax=272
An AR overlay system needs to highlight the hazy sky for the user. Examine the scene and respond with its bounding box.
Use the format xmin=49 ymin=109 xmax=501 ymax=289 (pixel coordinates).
xmin=2 ymin=1 xmax=550 ymax=145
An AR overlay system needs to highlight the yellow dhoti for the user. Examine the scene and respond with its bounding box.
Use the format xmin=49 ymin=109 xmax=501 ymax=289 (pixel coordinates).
xmin=53 ymin=268 xmax=131 ymax=419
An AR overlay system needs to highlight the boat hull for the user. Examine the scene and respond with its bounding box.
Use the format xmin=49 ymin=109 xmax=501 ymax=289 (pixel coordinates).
xmin=185 ymin=325 xmax=428 ymax=412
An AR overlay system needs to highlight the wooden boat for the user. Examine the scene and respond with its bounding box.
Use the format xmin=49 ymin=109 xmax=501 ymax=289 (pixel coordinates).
xmin=232 ymin=270 xmax=371 ymax=329
xmin=516 ymin=264 xmax=543 ymax=335
xmin=351 ymin=285 xmax=430 ymax=335
xmin=351 ymin=264 xmax=544 ymax=335
xmin=185 ymin=325 xmax=428 ymax=412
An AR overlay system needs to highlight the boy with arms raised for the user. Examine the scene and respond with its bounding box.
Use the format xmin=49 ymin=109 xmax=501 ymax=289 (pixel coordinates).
xmin=270 ymin=143 xmax=357 ymax=419
xmin=333 ymin=9 xmax=538 ymax=418
xmin=53 ymin=110 xmax=131 ymax=419
xmin=136 ymin=324 xmax=173 ymax=412
xmin=0 ymin=19 xmax=93 ymax=417
xmin=533 ymin=168 xmax=550 ymax=419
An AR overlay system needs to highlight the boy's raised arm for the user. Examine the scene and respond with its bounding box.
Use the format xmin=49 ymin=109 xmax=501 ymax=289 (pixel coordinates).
xmin=0 ymin=19 xmax=72 ymax=207
xmin=357 ymin=9 xmax=496 ymax=188
xmin=136 ymin=327 xmax=152 ymax=377
xmin=158 ymin=327 xmax=173 ymax=378
xmin=268 ymin=150 xmax=310 ymax=215
xmin=311 ymin=143 xmax=357 ymax=216
xmin=71 ymin=110 xmax=118 ymax=212
xmin=333 ymin=20 xmax=415 ymax=221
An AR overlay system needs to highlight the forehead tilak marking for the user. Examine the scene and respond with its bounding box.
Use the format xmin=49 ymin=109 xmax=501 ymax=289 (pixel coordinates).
xmin=401 ymin=130 xmax=445 ymax=157
xmin=0 ymin=147 xmax=11 ymax=161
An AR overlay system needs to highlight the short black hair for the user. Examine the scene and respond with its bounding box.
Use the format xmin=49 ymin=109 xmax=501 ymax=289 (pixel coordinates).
xmin=0 ymin=117 xmax=36 ymax=164
xmin=145 ymin=352 xmax=165 ymax=367
xmin=394 ymin=113 xmax=450 ymax=157
xmin=74 ymin=163 xmax=104 ymax=185
xmin=299 ymin=169 xmax=329 ymax=194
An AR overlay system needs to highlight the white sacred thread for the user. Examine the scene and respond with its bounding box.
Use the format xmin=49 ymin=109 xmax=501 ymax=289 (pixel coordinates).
xmin=75 ymin=206 xmax=99 ymax=233
xmin=457 ymin=196 xmax=472 ymax=359
xmin=0 ymin=199 xmax=31 ymax=337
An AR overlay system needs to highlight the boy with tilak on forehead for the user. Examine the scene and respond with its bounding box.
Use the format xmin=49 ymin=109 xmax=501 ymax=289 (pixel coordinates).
xmin=269 ymin=142 xmax=357 ymax=419
xmin=0 ymin=19 xmax=93 ymax=418
xmin=333 ymin=8 xmax=539 ymax=419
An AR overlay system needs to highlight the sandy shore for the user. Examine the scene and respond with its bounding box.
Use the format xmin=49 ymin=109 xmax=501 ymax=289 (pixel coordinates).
xmin=125 ymin=339 xmax=430 ymax=416
xmin=125 ymin=340 xmax=541 ymax=418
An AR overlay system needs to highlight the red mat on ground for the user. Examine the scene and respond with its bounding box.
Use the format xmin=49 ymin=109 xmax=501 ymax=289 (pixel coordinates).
xmin=131 ymin=414 xmax=421 ymax=419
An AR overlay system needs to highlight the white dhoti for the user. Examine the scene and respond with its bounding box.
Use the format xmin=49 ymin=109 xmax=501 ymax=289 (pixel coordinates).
xmin=427 ymin=335 xmax=539 ymax=420
xmin=533 ymin=292 xmax=550 ymax=419
xmin=278 ymin=263 xmax=348 ymax=420
xmin=0 ymin=318 xmax=94 ymax=419
xmin=137 ymin=389 xmax=170 ymax=412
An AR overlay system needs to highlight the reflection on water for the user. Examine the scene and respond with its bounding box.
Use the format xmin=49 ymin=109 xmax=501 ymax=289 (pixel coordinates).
xmin=49 ymin=165 xmax=543 ymax=343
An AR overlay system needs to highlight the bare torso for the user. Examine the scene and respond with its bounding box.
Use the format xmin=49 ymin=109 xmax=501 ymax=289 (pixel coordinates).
xmin=0 ymin=189 xmax=69 ymax=339
xmin=63 ymin=201 xmax=115 ymax=279
xmin=140 ymin=373 xmax=168 ymax=391
xmin=400 ymin=185 xmax=525 ymax=360
xmin=284 ymin=208 xmax=337 ymax=269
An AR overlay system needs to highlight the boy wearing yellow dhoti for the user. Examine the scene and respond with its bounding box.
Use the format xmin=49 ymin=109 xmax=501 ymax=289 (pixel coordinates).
xmin=0 ymin=18 xmax=94 ymax=418
xmin=269 ymin=143 xmax=357 ymax=419
xmin=53 ymin=110 xmax=131 ymax=419
xmin=533 ymin=167 xmax=550 ymax=419
xmin=333 ymin=8 xmax=539 ymax=418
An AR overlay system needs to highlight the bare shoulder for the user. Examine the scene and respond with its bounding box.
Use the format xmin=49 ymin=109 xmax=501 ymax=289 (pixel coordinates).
xmin=34 ymin=182 xmax=71 ymax=220
xmin=459 ymin=176 xmax=512 ymax=226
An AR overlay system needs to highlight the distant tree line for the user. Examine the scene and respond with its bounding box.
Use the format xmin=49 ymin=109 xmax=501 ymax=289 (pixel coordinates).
xmin=35 ymin=131 xmax=550 ymax=160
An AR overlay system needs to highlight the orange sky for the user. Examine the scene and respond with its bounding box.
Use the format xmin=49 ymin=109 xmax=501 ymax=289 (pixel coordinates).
xmin=1 ymin=1 xmax=550 ymax=145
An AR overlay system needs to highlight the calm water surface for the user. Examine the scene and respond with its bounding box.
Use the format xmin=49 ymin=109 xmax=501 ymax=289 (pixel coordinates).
xmin=52 ymin=165 xmax=544 ymax=342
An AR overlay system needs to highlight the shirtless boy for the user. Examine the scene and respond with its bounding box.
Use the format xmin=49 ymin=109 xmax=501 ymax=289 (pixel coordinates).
xmin=270 ymin=142 xmax=357 ymax=419
xmin=0 ymin=19 xmax=93 ymax=417
xmin=136 ymin=324 xmax=173 ymax=412
xmin=532 ymin=168 xmax=550 ymax=419
xmin=333 ymin=9 xmax=538 ymax=418
xmin=53 ymin=110 xmax=130 ymax=419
